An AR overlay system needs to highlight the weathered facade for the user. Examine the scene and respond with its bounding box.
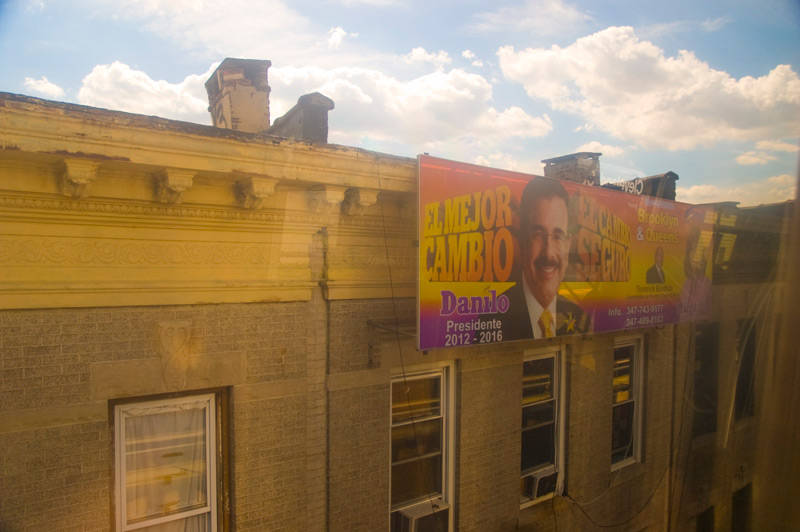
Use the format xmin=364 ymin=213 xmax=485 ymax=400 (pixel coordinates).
xmin=0 ymin=64 xmax=792 ymax=532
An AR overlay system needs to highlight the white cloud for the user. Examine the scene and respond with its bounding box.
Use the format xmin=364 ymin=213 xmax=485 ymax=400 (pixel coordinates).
xmin=677 ymin=174 xmax=796 ymax=206
xmin=641 ymin=16 xmax=733 ymax=39
xmin=77 ymin=62 xmax=213 ymax=124
xmin=473 ymin=152 xmax=530 ymax=172
xmin=24 ymin=76 xmax=65 ymax=98
xmin=325 ymin=27 xmax=357 ymax=49
xmin=498 ymin=26 xmax=800 ymax=151
xmin=702 ymin=16 xmax=733 ymax=32
xmin=71 ymin=0 xmax=322 ymax=67
xmin=403 ymin=47 xmax=451 ymax=68
xmin=575 ymin=141 xmax=625 ymax=157
xmin=462 ymin=50 xmax=475 ymax=60
xmin=736 ymin=151 xmax=777 ymax=165
xmin=469 ymin=0 xmax=590 ymax=35
xmin=755 ymin=140 xmax=799 ymax=152
xmin=269 ymin=65 xmax=551 ymax=152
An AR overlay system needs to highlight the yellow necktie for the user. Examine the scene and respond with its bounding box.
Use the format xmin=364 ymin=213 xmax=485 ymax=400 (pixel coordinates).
xmin=538 ymin=309 xmax=554 ymax=338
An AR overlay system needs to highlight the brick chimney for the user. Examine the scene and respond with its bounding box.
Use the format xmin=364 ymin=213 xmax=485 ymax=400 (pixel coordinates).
xmin=205 ymin=58 xmax=271 ymax=133
xmin=542 ymin=152 xmax=602 ymax=186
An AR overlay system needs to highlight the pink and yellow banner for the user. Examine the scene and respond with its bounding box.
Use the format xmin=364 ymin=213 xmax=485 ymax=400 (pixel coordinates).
xmin=418 ymin=155 xmax=714 ymax=350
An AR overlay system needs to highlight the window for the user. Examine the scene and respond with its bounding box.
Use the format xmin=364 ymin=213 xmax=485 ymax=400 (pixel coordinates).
xmin=731 ymin=484 xmax=752 ymax=532
xmin=694 ymin=505 xmax=714 ymax=532
xmin=390 ymin=367 xmax=451 ymax=531
xmin=734 ymin=319 xmax=756 ymax=420
xmin=692 ymin=323 xmax=719 ymax=438
xmin=611 ymin=338 xmax=643 ymax=468
xmin=520 ymin=350 xmax=563 ymax=504
xmin=115 ymin=393 xmax=219 ymax=532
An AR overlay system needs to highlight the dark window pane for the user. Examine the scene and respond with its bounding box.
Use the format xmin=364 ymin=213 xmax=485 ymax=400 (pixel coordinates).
xmin=391 ymin=419 xmax=442 ymax=464
xmin=696 ymin=506 xmax=714 ymax=532
xmin=692 ymin=323 xmax=719 ymax=437
xmin=521 ymin=423 xmax=555 ymax=472
xmin=391 ymin=455 xmax=442 ymax=509
xmin=731 ymin=484 xmax=752 ymax=532
xmin=734 ymin=319 xmax=756 ymax=419
xmin=522 ymin=400 xmax=554 ymax=429
xmin=611 ymin=402 xmax=635 ymax=463
xmin=523 ymin=358 xmax=554 ymax=404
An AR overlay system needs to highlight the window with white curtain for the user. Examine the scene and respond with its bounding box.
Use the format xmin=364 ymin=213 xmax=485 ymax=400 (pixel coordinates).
xmin=114 ymin=394 xmax=217 ymax=532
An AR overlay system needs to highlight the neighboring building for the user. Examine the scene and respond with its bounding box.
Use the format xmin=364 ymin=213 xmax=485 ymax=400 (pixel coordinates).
xmin=601 ymin=171 xmax=680 ymax=201
xmin=0 ymin=59 xmax=792 ymax=532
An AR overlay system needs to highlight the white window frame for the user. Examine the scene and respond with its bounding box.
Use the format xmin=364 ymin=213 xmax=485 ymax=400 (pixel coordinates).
xmin=520 ymin=347 xmax=565 ymax=508
xmin=389 ymin=363 xmax=454 ymax=532
xmin=114 ymin=393 xmax=218 ymax=532
xmin=611 ymin=336 xmax=644 ymax=470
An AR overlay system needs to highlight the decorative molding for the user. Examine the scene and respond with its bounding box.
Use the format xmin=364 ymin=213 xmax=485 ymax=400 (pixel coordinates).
xmin=0 ymin=237 xmax=308 ymax=267
xmin=0 ymin=194 xmax=414 ymax=235
xmin=322 ymin=279 xmax=416 ymax=300
xmin=156 ymin=320 xmax=193 ymax=391
xmin=326 ymin=246 xmax=416 ymax=274
xmin=157 ymin=168 xmax=195 ymax=204
xmin=342 ymin=187 xmax=379 ymax=216
xmin=236 ymin=176 xmax=278 ymax=210
xmin=58 ymin=158 xmax=101 ymax=198
xmin=308 ymin=185 xmax=346 ymax=214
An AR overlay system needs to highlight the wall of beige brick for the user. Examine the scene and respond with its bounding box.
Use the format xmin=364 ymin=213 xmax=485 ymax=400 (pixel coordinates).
xmin=328 ymin=298 xmax=415 ymax=375
xmin=557 ymin=330 xmax=672 ymax=530
xmin=327 ymin=383 xmax=391 ymax=532
xmin=457 ymin=350 xmax=523 ymax=532
xmin=0 ymin=299 xmax=322 ymax=532
xmin=0 ymin=421 xmax=110 ymax=532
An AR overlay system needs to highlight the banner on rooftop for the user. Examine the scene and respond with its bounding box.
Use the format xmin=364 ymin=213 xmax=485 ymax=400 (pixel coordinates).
xmin=417 ymin=155 xmax=714 ymax=350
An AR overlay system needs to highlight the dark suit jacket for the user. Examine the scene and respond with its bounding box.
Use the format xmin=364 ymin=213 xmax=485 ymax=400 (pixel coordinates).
xmin=646 ymin=264 xmax=665 ymax=284
xmin=483 ymin=282 xmax=591 ymax=341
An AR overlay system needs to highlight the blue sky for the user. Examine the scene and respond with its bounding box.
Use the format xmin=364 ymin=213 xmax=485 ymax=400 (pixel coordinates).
xmin=1 ymin=0 xmax=798 ymax=206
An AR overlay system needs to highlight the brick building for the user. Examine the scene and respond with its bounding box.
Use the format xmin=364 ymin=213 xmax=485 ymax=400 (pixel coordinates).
xmin=0 ymin=59 xmax=794 ymax=532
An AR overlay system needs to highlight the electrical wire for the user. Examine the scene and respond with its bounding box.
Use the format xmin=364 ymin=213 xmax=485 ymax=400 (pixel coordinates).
xmin=376 ymin=154 xmax=446 ymax=532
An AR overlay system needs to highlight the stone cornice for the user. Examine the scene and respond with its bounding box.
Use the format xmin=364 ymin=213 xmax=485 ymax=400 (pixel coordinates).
xmin=0 ymin=92 xmax=417 ymax=195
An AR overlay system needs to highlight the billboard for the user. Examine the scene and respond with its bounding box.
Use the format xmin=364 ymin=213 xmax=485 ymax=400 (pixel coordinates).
xmin=418 ymin=155 xmax=714 ymax=350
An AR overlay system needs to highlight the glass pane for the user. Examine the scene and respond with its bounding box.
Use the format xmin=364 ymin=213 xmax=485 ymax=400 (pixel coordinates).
xmin=613 ymin=345 xmax=635 ymax=404
xmin=522 ymin=400 xmax=554 ymax=429
xmin=392 ymin=376 xmax=441 ymax=424
xmin=391 ymin=455 xmax=443 ymax=509
xmin=521 ymin=424 xmax=555 ymax=472
xmin=392 ymin=418 xmax=442 ymax=463
xmin=611 ymin=402 xmax=635 ymax=463
xmin=523 ymin=358 xmax=554 ymax=405
xmin=137 ymin=513 xmax=210 ymax=532
xmin=125 ymin=407 xmax=209 ymax=525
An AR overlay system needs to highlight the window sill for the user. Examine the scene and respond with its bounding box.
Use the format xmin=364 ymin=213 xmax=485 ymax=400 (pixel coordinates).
xmin=520 ymin=491 xmax=554 ymax=510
